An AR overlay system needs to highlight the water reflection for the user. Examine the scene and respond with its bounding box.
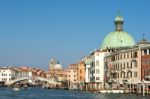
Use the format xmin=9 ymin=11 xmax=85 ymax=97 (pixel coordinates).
xmin=0 ymin=87 xmax=149 ymax=99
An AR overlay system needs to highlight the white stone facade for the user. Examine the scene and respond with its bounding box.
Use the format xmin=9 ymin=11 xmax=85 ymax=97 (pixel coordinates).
xmin=92 ymin=51 xmax=106 ymax=88
xmin=0 ymin=67 xmax=15 ymax=82
xmin=0 ymin=67 xmax=30 ymax=84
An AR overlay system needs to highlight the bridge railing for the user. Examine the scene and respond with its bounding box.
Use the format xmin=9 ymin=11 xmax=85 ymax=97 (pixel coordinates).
xmin=6 ymin=76 xmax=59 ymax=86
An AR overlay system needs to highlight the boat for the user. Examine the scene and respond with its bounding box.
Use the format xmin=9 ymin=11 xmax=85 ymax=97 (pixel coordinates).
xmin=12 ymin=84 xmax=21 ymax=91
xmin=23 ymin=84 xmax=28 ymax=89
xmin=99 ymin=90 xmax=124 ymax=93
xmin=13 ymin=87 xmax=20 ymax=91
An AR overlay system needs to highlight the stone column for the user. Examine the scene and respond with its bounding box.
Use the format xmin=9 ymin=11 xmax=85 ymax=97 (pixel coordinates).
xmin=130 ymin=83 xmax=131 ymax=94
xmin=133 ymin=83 xmax=134 ymax=93
xmin=139 ymin=84 xmax=141 ymax=94
xmin=147 ymin=49 xmax=149 ymax=55
xmin=146 ymin=85 xmax=149 ymax=95
xmin=143 ymin=82 xmax=145 ymax=96
xmin=142 ymin=50 xmax=144 ymax=55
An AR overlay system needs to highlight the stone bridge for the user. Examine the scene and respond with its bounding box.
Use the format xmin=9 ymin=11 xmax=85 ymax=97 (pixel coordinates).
xmin=6 ymin=76 xmax=58 ymax=86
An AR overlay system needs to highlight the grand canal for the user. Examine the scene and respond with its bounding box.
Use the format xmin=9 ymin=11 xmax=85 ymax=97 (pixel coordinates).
xmin=0 ymin=87 xmax=150 ymax=99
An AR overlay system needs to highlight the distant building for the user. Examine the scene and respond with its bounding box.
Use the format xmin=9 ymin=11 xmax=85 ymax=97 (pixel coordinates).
xmin=0 ymin=67 xmax=15 ymax=83
xmin=0 ymin=66 xmax=31 ymax=85
xmin=67 ymin=64 xmax=77 ymax=89
xmin=47 ymin=59 xmax=67 ymax=84
xmin=49 ymin=59 xmax=57 ymax=71
xmin=77 ymin=60 xmax=85 ymax=90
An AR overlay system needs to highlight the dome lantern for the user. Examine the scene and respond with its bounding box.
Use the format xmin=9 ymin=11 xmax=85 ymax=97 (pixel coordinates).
xmin=115 ymin=14 xmax=124 ymax=31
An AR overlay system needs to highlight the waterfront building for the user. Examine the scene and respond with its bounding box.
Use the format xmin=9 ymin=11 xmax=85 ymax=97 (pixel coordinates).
xmin=139 ymin=38 xmax=150 ymax=81
xmin=67 ymin=64 xmax=78 ymax=89
xmin=0 ymin=67 xmax=15 ymax=83
xmin=85 ymin=56 xmax=92 ymax=85
xmin=84 ymin=50 xmax=107 ymax=91
xmin=18 ymin=66 xmax=46 ymax=84
xmin=90 ymin=50 xmax=106 ymax=90
xmin=77 ymin=60 xmax=85 ymax=90
xmin=99 ymin=14 xmax=141 ymax=89
xmin=104 ymin=46 xmax=140 ymax=89
xmin=19 ymin=66 xmax=46 ymax=77
xmin=104 ymin=38 xmax=150 ymax=90
xmin=0 ymin=66 xmax=31 ymax=85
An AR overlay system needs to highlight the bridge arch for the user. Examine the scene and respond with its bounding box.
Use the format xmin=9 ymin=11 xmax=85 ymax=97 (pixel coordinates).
xmin=6 ymin=77 xmax=58 ymax=86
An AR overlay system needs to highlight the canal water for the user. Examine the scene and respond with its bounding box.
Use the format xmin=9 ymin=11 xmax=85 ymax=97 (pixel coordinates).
xmin=0 ymin=87 xmax=150 ymax=99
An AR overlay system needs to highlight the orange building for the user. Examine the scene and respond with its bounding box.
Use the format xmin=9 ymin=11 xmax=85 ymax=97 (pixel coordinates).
xmin=77 ymin=61 xmax=85 ymax=90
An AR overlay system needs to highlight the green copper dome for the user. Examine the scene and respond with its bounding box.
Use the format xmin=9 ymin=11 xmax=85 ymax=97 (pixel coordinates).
xmin=85 ymin=58 xmax=92 ymax=65
xmin=101 ymin=15 xmax=135 ymax=49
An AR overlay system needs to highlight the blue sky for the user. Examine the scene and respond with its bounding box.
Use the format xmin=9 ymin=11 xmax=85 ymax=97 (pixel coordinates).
xmin=0 ymin=0 xmax=150 ymax=70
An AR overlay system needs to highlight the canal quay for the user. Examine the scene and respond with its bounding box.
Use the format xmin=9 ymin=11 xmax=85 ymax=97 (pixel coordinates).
xmin=0 ymin=87 xmax=150 ymax=99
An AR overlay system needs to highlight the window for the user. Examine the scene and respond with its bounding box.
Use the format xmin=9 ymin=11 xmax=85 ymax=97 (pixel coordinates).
xmin=134 ymin=52 xmax=137 ymax=58
xmin=80 ymin=70 xmax=82 ymax=73
xmin=127 ymin=53 xmax=129 ymax=58
xmin=118 ymin=73 xmax=119 ymax=78
xmin=121 ymin=72 xmax=125 ymax=78
xmin=120 ymin=54 xmax=122 ymax=59
xmin=118 ymin=63 xmax=120 ymax=70
xmin=127 ymin=62 xmax=129 ymax=68
xmin=134 ymin=72 xmax=138 ymax=77
xmin=96 ymin=60 xmax=99 ymax=66
xmin=134 ymin=61 xmax=137 ymax=67
xmin=127 ymin=71 xmax=132 ymax=78
xmin=120 ymin=63 xmax=122 ymax=69
xmin=96 ymin=53 xmax=99 ymax=56
xmin=144 ymin=49 xmax=147 ymax=55
xmin=96 ymin=69 xmax=100 ymax=74
xmin=124 ymin=54 xmax=126 ymax=59
xmin=123 ymin=63 xmax=125 ymax=69
xmin=120 ymin=72 xmax=122 ymax=78
xmin=96 ymin=77 xmax=100 ymax=80
xmin=131 ymin=52 xmax=133 ymax=58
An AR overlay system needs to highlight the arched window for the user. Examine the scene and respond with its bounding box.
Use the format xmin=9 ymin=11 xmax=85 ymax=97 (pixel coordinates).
xmin=121 ymin=72 xmax=125 ymax=78
xmin=127 ymin=71 xmax=132 ymax=78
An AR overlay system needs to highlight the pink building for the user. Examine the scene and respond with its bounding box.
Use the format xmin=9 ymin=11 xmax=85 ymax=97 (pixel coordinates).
xmin=67 ymin=64 xmax=77 ymax=89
